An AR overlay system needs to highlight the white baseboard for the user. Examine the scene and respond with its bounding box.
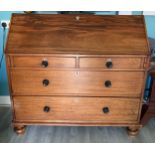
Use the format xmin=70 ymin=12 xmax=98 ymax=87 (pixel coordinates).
xmin=0 ymin=96 xmax=11 ymax=105
xmin=118 ymin=11 xmax=132 ymax=15
xmin=143 ymin=11 xmax=155 ymax=15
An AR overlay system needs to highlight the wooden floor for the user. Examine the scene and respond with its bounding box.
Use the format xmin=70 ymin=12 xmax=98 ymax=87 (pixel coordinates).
xmin=0 ymin=105 xmax=155 ymax=143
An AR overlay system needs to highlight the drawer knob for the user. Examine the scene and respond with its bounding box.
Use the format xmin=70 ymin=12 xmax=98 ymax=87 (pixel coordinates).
xmin=104 ymin=80 xmax=112 ymax=88
xmin=102 ymin=107 xmax=109 ymax=114
xmin=43 ymin=106 xmax=50 ymax=113
xmin=106 ymin=61 xmax=113 ymax=69
xmin=42 ymin=79 xmax=49 ymax=86
xmin=41 ymin=60 xmax=48 ymax=68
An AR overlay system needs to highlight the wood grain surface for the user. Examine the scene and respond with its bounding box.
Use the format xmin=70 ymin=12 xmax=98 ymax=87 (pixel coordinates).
xmin=13 ymin=96 xmax=140 ymax=123
xmin=12 ymin=56 xmax=76 ymax=68
xmin=5 ymin=14 xmax=149 ymax=55
xmin=79 ymin=57 xmax=144 ymax=69
xmin=4 ymin=14 xmax=150 ymax=135
xmin=11 ymin=69 xmax=144 ymax=97
xmin=1 ymin=105 xmax=155 ymax=143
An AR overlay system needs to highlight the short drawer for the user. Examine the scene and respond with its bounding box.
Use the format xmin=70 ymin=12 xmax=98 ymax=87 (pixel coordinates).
xmin=80 ymin=57 xmax=143 ymax=69
xmin=13 ymin=96 xmax=140 ymax=123
xmin=12 ymin=56 xmax=75 ymax=68
xmin=11 ymin=70 xmax=144 ymax=97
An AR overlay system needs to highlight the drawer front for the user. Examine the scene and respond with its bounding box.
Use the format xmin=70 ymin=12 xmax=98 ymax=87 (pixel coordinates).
xmin=13 ymin=97 xmax=140 ymax=123
xmin=11 ymin=70 xmax=144 ymax=97
xmin=80 ymin=57 xmax=143 ymax=69
xmin=12 ymin=56 xmax=75 ymax=68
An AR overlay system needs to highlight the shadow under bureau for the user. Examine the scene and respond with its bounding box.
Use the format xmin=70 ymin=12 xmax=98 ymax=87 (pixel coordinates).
xmin=5 ymin=14 xmax=150 ymax=136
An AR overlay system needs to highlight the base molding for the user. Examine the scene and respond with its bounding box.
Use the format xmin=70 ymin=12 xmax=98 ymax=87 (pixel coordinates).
xmin=13 ymin=121 xmax=142 ymax=127
xmin=0 ymin=96 xmax=11 ymax=105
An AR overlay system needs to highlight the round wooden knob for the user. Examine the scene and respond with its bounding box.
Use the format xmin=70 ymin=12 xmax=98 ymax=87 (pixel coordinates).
xmin=106 ymin=61 xmax=113 ymax=69
xmin=43 ymin=106 xmax=50 ymax=113
xmin=104 ymin=80 xmax=112 ymax=88
xmin=42 ymin=79 xmax=49 ymax=86
xmin=102 ymin=107 xmax=109 ymax=114
xmin=41 ymin=60 xmax=48 ymax=68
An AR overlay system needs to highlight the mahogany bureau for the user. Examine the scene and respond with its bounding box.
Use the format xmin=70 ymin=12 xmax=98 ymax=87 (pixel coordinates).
xmin=5 ymin=14 xmax=150 ymax=136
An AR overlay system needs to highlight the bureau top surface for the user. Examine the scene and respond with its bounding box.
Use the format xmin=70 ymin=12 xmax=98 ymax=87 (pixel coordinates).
xmin=5 ymin=14 xmax=149 ymax=55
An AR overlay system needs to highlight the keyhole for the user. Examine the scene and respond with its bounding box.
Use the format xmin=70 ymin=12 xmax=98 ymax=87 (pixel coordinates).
xmin=75 ymin=16 xmax=80 ymax=21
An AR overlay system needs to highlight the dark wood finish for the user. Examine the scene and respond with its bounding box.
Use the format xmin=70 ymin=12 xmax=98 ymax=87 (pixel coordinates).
xmin=6 ymin=14 xmax=149 ymax=55
xmin=5 ymin=14 xmax=150 ymax=136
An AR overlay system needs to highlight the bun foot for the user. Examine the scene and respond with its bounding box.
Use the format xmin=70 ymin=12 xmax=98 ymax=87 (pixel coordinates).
xmin=14 ymin=125 xmax=26 ymax=135
xmin=127 ymin=126 xmax=140 ymax=137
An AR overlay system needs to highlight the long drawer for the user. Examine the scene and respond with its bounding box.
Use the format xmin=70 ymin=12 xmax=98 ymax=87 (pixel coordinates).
xmin=13 ymin=96 xmax=140 ymax=123
xmin=11 ymin=70 xmax=144 ymax=97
